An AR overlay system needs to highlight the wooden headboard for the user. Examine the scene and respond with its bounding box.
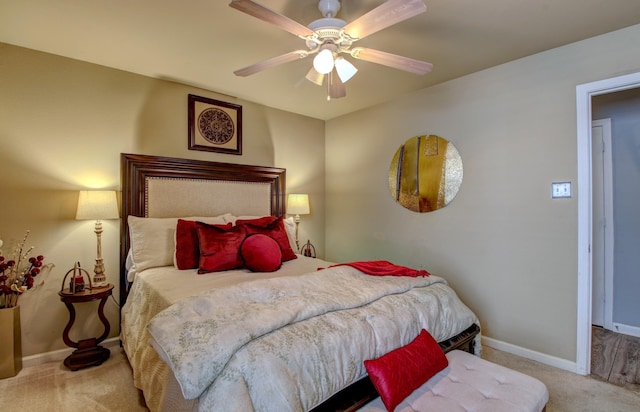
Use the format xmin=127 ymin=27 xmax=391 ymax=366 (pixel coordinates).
xmin=119 ymin=153 xmax=286 ymax=305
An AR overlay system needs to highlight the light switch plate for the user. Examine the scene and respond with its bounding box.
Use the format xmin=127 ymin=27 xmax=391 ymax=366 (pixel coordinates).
xmin=551 ymin=182 xmax=572 ymax=198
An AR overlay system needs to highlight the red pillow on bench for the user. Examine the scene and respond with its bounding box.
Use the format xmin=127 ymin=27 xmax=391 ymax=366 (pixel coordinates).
xmin=364 ymin=329 xmax=448 ymax=412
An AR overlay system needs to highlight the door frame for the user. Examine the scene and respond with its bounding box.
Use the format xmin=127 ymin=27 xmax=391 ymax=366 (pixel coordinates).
xmin=576 ymin=71 xmax=640 ymax=375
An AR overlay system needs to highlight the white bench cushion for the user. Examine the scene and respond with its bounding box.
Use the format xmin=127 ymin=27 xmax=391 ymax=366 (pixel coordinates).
xmin=359 ymin=350 xmax=549 ymax=412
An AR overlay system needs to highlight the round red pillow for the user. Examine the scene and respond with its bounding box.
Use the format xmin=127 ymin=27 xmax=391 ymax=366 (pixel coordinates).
xmin=240 ymin=234 xmax=282 ymax=272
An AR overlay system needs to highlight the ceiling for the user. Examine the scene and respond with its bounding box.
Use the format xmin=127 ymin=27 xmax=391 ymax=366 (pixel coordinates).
xmin=1 ymin=0 xmax=640 ymax=120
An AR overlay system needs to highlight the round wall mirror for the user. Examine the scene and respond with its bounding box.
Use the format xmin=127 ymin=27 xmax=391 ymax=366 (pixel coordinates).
xmin=389 ymin=135 xmax=463 ymax=213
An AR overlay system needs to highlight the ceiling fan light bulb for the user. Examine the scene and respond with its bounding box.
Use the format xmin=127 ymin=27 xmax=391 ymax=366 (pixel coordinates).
xmin=313 ymin=49 xmax=335 ymax=74
xmin=335 ymin=57 xmax=357 ymax=83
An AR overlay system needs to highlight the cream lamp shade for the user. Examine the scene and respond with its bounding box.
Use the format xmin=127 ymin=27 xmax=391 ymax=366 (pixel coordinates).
xmin=76 ymin=190 xmax=119 ymax=287
xmin=76 ymin=191 xmax=119 ymax=221
xmin=287 ymin=194 xmax=310 ymax=216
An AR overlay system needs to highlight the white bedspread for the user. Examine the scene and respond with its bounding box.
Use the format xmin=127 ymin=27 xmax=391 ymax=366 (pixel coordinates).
xmin=121 ymin=256 xmax=479 ymax=412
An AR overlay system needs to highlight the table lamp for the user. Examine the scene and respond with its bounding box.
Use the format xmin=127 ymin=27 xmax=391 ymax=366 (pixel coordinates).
xmin=75 ymin=190 xmax=119 ymax=287
xmin=287 ymin=194 xmax=310 ymax=251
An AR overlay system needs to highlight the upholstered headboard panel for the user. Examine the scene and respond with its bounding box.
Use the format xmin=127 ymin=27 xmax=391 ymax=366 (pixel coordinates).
xmin=119 ymin=153 xmax=286 ymax=304
xmin=144 ymin=177 xmax=272 ymax=217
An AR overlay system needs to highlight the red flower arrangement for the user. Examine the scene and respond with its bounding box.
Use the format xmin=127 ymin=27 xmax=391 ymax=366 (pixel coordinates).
xmin=0 ymin=231 xmax=49 ymax=309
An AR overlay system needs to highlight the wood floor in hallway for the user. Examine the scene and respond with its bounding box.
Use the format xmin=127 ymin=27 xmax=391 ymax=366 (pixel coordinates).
xmin=591 ymin=326 xmax=640 ymax=391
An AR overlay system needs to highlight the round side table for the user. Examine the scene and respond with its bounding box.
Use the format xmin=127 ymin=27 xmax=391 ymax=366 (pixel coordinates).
xmin=58 ymin=284 xmax=114 ymax=371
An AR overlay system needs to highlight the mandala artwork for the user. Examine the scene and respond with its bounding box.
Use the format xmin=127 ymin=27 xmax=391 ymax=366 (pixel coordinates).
xmin=198 ymin=108 xmax=235 ymax=145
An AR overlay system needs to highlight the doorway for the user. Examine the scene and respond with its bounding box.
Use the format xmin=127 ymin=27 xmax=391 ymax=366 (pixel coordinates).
xmin=576 ymin=71 xmax=640 ymax=376
xmin=592 ymin=88 xmax=640 ymax=339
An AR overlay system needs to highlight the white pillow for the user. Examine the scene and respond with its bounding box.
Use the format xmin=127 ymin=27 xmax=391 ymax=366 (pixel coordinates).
xmin=225 ymin=215 xmax=298 ymax=253
xmin=283 ymin=216 xmax=298 ymax=253
xmin=223 ymin=215 xmax=250 ymax=225
xmin=128 ymin=214 xmax=230 ymax=272
xmin=125 ymin=249 xmax=138 ymax=282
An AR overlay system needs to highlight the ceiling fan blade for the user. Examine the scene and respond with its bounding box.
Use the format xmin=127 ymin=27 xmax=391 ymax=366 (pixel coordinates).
xmin=342 ymin=0 xmax=427 ymax=40
xmin=328 ymin=70 xmax=346 ymax=100
xmin=234 ymin=50 xmax=311 ymax=77
xmin=350 ymin=47 xmax=433 ymax=75
xmin=229 ymin=0 xmax=315 ymax=38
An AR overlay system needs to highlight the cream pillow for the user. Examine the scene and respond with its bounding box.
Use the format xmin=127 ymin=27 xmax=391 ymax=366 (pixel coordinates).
xmin=128 ymin=214 xmax=230 ymax=272
xmin=283 ymin=216 xmax=298 ymax=253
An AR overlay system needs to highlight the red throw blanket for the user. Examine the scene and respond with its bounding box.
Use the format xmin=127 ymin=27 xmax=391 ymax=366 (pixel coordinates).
xmin=328 ymin=260 xmax=430 ymax=277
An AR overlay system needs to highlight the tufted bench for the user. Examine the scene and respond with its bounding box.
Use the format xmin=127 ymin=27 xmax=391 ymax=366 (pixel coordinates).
xmin=359 ymin=350 xmax=549 ymax=412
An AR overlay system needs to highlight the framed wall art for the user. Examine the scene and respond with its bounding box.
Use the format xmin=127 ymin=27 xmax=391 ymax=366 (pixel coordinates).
xmin=188 ymin=94 xmax=242 ymax=155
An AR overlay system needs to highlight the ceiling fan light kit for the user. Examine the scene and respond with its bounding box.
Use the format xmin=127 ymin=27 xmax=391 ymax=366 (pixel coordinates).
xmin=229 ymin=0 xmax=433 ymax=100
xmin=334 ymin=56 xmax=357 ymax=83
xmin=305 ymin=67 xmax=325 ymax=86
xmin=313 ymin=47 xmax=336 ymax=74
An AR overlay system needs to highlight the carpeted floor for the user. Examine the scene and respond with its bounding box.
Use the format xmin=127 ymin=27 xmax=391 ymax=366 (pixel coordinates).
xmin=1 ymin=345 xmax=639 ymax=411
xmin=483 ymin=346 xmax=640 ymax=412
xmin=0 ymin=347 xmax=147 ymax=412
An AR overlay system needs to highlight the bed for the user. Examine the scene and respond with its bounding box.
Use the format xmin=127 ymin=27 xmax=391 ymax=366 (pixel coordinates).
xmin=119 ymin=153 xmax=481 ymax=412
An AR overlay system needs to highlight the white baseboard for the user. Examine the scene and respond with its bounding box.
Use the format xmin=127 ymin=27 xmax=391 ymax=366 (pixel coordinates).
xmin=21 ymin=337 xmax=121 ymax=369
xmin=612 ymin=322 xmax=640 ymax=338
xmin=482 ymin=336 xmax=577 ymax=374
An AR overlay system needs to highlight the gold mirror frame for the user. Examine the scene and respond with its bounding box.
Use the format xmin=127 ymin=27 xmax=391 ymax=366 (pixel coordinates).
xmin=389 ymin=135 xmax=463 ymax=213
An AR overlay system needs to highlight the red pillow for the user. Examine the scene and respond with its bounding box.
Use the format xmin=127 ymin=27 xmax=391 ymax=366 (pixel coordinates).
xmin=196 ymin=222 xmax=246 ymax=273
xmin=364 ymin=330 xmax=448 ymax=412
xmin=240 ymin=234 xmax=282 ymax=272
xmin=236 ymin=216 xmax=297 ymax=261
xmin=175 ymin=219 xmax=232 ymax=270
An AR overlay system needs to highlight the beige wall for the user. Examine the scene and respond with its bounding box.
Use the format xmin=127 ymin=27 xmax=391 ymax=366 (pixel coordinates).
xmin=0 ymin=43 xmax=325 ymax=357
xmin=325 ymin=24 xmax=640 ymax=362
xmin=3 ymin=22 xmax=639 ymax=363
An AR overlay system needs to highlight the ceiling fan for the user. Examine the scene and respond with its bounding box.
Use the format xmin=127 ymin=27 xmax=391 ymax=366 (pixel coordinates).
xmin=229 ymin=0 xmax=433 ymax=100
